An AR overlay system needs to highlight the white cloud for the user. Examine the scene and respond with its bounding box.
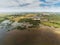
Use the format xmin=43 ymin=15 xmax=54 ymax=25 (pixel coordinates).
xmin=45 ymin=0 xmax=60 ymax=4
xmin=0 ymin=0 xmax=40 ymax=8
xmin=0 ymin=7 xmax=60 ymax=13
xmin=0 ymin=0 xmax=59 ymax=12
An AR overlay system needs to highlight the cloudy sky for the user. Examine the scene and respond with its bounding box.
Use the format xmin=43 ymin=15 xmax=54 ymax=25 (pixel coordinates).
xmin=0 ymin=0 xmax=60 ymax=12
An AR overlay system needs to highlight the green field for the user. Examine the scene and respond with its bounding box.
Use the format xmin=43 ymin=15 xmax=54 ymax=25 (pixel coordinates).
xmin=41 ymin=14 xmax=60 ymax=28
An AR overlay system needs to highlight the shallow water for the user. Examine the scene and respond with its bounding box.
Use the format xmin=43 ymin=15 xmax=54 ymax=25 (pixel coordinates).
xmin=3 ymin=28 xmax=60 ymax=45
xmin=0 ymin=26 xmax=13 ymax=45
xmin=0 ymin=23 xmax=60 ymax=45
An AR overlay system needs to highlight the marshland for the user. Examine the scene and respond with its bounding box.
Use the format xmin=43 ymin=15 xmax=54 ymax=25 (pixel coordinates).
xmin=0 ymin=12 xmax=60 ymax=45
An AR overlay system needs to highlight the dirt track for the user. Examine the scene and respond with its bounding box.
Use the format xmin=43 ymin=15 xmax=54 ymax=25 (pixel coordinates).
xmin=4 ymin=26 xmax=60 ymax=45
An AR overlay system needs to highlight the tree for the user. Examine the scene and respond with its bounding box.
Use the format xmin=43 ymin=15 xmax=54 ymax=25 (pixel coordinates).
xmin=18 ymin=18 xmax=41 ymax=28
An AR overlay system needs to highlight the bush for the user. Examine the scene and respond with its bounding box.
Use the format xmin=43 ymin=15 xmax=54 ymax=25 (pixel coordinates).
xmin=16 ymin=26 xmax=26 ymax=30
xmin=18 ymin=18 xmax=41 ymax=28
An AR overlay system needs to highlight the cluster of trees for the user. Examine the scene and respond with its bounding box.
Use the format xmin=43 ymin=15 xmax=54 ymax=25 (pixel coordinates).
xmin=17 ymin=18 xmax=41 ymax=30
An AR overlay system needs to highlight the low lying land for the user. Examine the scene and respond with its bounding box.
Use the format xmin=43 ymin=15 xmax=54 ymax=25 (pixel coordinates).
xmin=0 ymin=12 xmax=60 ymax=45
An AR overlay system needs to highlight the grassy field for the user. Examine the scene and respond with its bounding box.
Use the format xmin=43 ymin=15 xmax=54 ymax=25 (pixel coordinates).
xmin=41 ymin=14 xmax=60 ymax=28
